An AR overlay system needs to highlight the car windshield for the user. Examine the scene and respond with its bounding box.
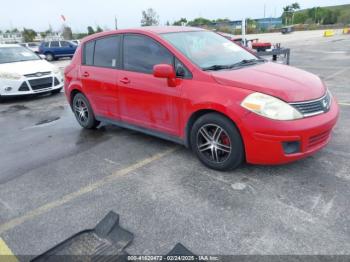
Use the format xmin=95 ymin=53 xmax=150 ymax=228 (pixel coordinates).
xmin=161 ymin=31 xmax=260 ymax=70
xmin=0 ymin=46 xmax=40 ymax=64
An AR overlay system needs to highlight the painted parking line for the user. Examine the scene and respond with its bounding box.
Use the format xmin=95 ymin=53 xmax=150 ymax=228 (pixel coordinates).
xmin=338 ymin=102 xmax=350 ymax=106
xmin=0 ymin=238 xmax=18 ymax=262
xmin=0 ymin=147 xmax=177 ymax=235
xmin=324 ymin=68 xmax=349 ymax=81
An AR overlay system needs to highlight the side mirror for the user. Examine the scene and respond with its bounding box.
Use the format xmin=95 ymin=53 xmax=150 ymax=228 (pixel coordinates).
xmin=153 ymin=64 xmax=177 ymax=87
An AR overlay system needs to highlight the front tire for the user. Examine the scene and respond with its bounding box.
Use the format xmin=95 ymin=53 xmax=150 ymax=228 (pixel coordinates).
xmin=72 ymin=93 xmax=100 ymax=129
xmin=45 ymin=53 xmax=54 ymax=61
xmin=190 ymin=113 xmax=244 ymax=171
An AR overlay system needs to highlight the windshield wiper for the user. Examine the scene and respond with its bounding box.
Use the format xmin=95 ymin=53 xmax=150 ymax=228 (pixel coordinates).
xmin=230 ymin=58 xmax=266 ymax=68
xmin=202 ymin=58 xmax=265 ymax=71
xmin=202 ymin=64 xmax=233 ymax=71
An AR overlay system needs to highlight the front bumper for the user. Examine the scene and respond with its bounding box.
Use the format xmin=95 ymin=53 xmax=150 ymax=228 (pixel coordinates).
xmin=0 ymin=73 xmax=63 ymax=97
xmin=240 ymin=96 xmax=339 ymax=165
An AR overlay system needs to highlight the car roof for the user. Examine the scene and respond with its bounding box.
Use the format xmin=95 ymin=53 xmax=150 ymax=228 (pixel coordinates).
xmin=82 ymin=26 xmax=205 ymax=43
xmin=131 ymin=26 xmax=205 ymax=34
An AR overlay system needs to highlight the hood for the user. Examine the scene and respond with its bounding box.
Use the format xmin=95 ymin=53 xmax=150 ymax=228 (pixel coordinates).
xmin=211 ymin=62 xmax=326 ymax=102
xmin=0 ymin=60 xmax=56 ymax=76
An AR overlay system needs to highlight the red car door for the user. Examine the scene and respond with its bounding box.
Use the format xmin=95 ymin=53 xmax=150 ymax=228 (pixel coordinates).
xmin=80 ymin=35 xmax=121 ymax=119
xmin=118 ymin=34 xmax=185 ymax=137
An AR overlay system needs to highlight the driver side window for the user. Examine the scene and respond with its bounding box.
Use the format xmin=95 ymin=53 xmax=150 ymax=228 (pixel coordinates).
xmin=123 ymin=34 xmax=173 ymax=74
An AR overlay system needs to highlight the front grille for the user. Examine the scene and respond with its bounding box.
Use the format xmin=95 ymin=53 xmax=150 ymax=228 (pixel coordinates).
xmin=24 ymin=71 xmax=51 ymax=78
xmin=308 ymin=130 xmax=331 ymax=149
xmin=290 ymin=91 xmax=331 ymax=117
xmin=28 ymin=77 xmax=53 ymax=90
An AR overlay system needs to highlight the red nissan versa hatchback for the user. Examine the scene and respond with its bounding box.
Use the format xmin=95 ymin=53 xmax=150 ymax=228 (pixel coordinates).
xmin=64 ymin=26 xmax=339 ymax=171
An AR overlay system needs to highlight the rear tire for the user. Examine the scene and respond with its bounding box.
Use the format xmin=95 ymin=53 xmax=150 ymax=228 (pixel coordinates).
xmin=72 ymin=93 xmax=100 ymax=129
xmin=190 ymin=113 xmax=244 ymax=171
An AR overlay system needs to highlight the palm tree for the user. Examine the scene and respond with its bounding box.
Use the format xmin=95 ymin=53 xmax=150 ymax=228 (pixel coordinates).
xmin=291 ymin=3 xmax=300 ymax=10
xmin=283 ymin=6 xmax=292 ymax=25
xmin=283 ymin=3 xmax=300 ymax=25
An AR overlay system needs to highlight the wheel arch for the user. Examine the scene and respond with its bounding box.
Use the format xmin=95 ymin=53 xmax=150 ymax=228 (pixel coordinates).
xmin=184 ymin=107 xmax=244 ymax=150
xmin=70 ymin=89 xmax=81 ymax=105
xmin=44 ymin=51 xmax=54 ymax=56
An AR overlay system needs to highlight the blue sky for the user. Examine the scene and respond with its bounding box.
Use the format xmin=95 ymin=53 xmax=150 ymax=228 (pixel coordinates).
xmin=1 ymin=0 xmax=349 ymax=32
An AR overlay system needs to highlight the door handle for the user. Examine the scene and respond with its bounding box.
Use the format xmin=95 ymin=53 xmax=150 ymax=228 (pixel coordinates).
xmin=120 ymin=77 xmax=130 ymax=84
xmin=82 ymin=72 xmax=89 ymax=77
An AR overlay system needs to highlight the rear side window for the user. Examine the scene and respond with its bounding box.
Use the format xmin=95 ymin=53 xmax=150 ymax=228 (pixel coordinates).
xmin=123 ymin=34 xmax=173 ymax=74
xmin=60 ymin=41 xmax=70 ymax=47
xmin=50 ymin=41 xmax=59 ymax=47
xmin=83 ymin=41 xmax=95 ymax=66
xmin=93 ymin=36 xmax=120 ymax=68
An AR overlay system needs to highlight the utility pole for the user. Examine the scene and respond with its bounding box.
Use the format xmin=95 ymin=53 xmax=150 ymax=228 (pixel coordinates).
xmin=242 ymin=18 xmax=246 ymax=46
xmin=264 ymin=4 xmax=266 ymax=18
xmin=115 ymin=16 xmax=118 ymax=30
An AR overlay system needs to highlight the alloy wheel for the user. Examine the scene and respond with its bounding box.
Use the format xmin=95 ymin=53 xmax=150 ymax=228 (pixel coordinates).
xmin=74 ymin=98 xmax=89 ymax=124
xmin=196 ymin=124 xmax=232 ymax=163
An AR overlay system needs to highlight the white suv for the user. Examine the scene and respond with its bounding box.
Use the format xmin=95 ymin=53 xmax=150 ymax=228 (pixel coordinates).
xmin=0 ymin=44 xmax=63 ymax=98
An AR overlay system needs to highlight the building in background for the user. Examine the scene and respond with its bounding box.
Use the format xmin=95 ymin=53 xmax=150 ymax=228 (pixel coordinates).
xmin=254 ymin=17 xmax=283 ymax=30
xmin=43 ymin=32 xmax=63 ymax=41
xmin=0 ymin=32 xmax=63 ymax=44
xmin=0 ymin=32 xmax=23 ymax=44
xmin=211 ymin=20 xmax=243 ymax=30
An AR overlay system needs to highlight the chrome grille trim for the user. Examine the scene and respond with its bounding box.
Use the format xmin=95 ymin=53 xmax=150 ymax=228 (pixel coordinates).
xmin=24 ymin=71 xmax=51 ymax=78
xmin=290 ymin=91 xmax=331 ymax=117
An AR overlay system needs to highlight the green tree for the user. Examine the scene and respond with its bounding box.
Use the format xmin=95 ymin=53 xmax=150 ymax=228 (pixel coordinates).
xmin=282 ymin=2 xmax=301 ymax=25
xmin=246 ymin=18 xmax=257 ymax=33
xmin=75 ymin=33 xmax=88 ymax=39
xmin=22 ymin=28 xmax=37 ymax=42
xmin=141 ymin=8 xmax=159 ymax=26
xmin=291 ymin=3 xmax=300 ymax=10
xmin=293 ymin=12 xmax=308 ymax=24
xmin=338 ymin=13 xmax=350 ymax=24
xmin=322 ymin=9 xmax=340 ymax=24
xmin=214 ymin=18 xmax=231 ymax=23
xmin=96 ymin=26 xmax=103 ymax=33
xmin=87 ymin=26 xmax=95 ymax=35
xmin=187 ymin=17 xmax=212 ymax=26
xmin=173 ymin=18 xmax=187 ymax=26
xmin=40 ymin=32 xmax=47 ymax=38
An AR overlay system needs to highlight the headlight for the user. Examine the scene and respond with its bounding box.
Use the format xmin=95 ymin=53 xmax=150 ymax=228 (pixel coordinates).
xmin=0 ymin=72 xmax=22 ymax=80
xmin=241 ymin=92 xmax=303 ymax=120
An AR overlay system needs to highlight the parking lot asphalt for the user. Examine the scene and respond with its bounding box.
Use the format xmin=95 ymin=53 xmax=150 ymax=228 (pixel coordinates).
xmin=0 ymin=31 xmax=350 ymax=258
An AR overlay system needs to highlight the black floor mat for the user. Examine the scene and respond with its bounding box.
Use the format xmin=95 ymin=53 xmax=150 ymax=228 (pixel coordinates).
xmin=31 ymin=212 xmax=133 ymax=262
xmin=31 ymin=211 xmax=197 ymax=262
